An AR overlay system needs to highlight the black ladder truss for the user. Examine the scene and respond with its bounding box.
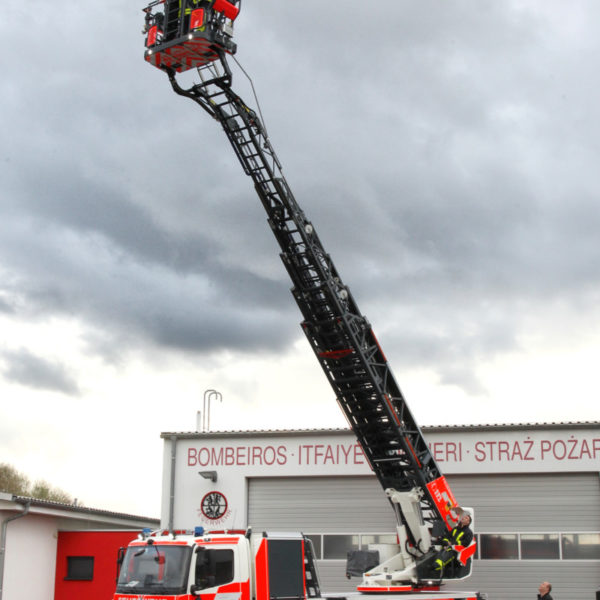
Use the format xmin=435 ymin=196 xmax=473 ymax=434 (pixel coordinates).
xmin=164 ymin=54 xmax=455 ymax=543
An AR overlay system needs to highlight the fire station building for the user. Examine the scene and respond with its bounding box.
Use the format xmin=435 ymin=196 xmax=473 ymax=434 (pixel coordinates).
xmin=161 ymin=422 xmax=600 ymax=600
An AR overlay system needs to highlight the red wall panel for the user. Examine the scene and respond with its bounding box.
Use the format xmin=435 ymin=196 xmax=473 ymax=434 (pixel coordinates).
xmin=55 ymin=530 xmax=138 ymax=600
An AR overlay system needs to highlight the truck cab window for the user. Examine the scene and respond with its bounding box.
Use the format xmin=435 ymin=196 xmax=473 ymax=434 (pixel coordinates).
xmin=116 ymin=545 xmax=192 ymax=595
xmin=195 ymin=548 xmax=234 ymax=590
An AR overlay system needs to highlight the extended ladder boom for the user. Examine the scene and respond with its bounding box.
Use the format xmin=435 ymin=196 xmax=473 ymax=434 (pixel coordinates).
xmin=142 ymin=2 xmax=476 ymax=587
xmin=166 ymin=53 xmax=457 ymax=541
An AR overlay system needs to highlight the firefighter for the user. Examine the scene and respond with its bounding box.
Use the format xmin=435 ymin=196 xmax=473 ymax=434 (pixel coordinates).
xmin=180 ymin=0 xmax=214 ymax=33
xmin=144 ymin=10 xmax=164 ymax=47
xmin=434 ymin=512 xmax=473 ymax=573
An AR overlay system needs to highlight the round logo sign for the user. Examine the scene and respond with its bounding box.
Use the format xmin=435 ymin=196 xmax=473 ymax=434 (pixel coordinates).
xmin=200 ymin=491 xmax=228 ymax=520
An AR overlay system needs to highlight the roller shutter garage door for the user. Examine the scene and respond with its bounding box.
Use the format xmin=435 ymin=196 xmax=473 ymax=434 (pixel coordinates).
xmin=248 ymin=476 xmax=394 ymax=593
xmin=248 ymin=473 xmax=600 ymax=599
xmin=248 ymin=476 xmax=392 ymax=532
xmin=446 ymin=472 xmax=600 ymax=531
xmin=444 ymin=472 xmax=600 ymax=600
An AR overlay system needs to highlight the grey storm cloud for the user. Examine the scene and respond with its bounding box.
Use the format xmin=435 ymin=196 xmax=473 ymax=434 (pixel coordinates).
xmin=0 ymin=294 xmax=14 ymax=314
xmin=1 ymin=0 xmax=600 ymax=395
xmin=0 ymin=182 xmax=296 ymax=358
xmin=0 ymin=349 xmax=80 ymax=396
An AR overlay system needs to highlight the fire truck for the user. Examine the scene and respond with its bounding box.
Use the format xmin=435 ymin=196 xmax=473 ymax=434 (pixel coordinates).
xmin=117 ymin=2 xmax=483 ymax=600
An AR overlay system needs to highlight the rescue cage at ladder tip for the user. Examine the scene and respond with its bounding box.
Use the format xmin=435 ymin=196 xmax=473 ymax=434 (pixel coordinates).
xmin=142 ymin=0 xmax=241 ymax=72
xmin=141 ymin=1 xmax=481 ymax=593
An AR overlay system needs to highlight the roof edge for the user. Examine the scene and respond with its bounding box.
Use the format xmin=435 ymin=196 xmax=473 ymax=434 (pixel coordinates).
xmin=161 ymin=420 xmax=600 ymax=439
xmin=8 ymin=494 xmax=159 ymax=524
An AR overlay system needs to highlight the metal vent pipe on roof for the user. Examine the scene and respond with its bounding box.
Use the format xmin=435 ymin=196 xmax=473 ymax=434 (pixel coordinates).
xmin=198 ymin=389 xmax=222 ymax=433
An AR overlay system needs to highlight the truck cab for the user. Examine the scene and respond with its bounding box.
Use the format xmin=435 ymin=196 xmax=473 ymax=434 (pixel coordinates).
xmin=114 ymin=528 xmax=319 ymax=600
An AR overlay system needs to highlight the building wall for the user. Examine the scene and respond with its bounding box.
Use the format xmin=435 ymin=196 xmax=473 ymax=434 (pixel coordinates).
xmin=162 ymin=425 xmax=600 ymax=600
xmin=447 ymin=472 xmax=600 ymax=531
xmin=445 ymin=472 xmax=600 ymax=600
xmin=0 ymin=496 xmax=158 ymax=600
xmin=54 ymin=530 xmax=140 ymax=600
xmin=244 ymin=472 xmax=600 ymax=598
xmin=3 ymin=514 xmax=58 ymax=600
xmin=161 ymin=426 xmax=600 ymax=531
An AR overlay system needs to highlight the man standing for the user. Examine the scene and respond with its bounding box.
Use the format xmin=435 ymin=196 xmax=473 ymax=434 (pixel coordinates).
xmin=538 ymin=581 xmax=553 ymax=600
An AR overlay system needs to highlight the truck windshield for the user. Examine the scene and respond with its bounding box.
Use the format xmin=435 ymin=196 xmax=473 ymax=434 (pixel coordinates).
xmin=116 ymin=543 xmax=192 ymax=595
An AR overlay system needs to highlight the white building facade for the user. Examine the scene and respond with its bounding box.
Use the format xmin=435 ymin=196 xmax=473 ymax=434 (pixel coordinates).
xmin=0 ymin=493 xmax=159 ymax=600
xmin=161 ymin=422 xmax=600 ymax=600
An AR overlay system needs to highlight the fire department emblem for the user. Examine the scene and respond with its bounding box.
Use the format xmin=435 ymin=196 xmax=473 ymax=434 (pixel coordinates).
xmin=200 ymin=491 xmax=228 ymax=520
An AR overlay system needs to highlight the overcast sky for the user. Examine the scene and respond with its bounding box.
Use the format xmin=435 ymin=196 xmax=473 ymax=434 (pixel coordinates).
xmin=1 ymin=1 xmax=599 ymax=517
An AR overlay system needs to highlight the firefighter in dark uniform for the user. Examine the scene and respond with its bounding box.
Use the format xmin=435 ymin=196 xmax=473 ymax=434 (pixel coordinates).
xmin=180 ymin=0 xmax=213 ymax=33
xmin=434 ymin=512 xmax=473 ymax=573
